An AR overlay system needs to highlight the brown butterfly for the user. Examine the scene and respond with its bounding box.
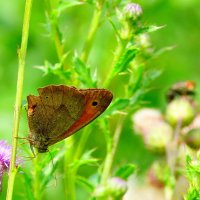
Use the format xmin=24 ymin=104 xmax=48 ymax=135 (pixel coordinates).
xmin=27 ymin=85 xmax=113 ymax=153
xmin=166 ymin=80 xmax=196 ymax=102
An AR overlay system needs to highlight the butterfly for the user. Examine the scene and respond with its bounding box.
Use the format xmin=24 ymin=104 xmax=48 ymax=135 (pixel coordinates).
xmin=27 ymin=85 xmax=113 ymax=153
xmin=166 ymin=80 xmax=196 ymax=102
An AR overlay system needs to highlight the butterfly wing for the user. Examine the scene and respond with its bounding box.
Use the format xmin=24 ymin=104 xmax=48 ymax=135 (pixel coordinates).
xmin=27 ymin=85 xmax=113 ymax=152
xmin=48 ymin=88 xmax=113 ymax=145
xmin=27 ymin=85 xmax=85 ymax=151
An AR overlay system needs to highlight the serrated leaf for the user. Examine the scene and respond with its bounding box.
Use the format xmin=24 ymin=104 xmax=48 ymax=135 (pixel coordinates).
xmin=185 ymin=188 xmax=200 ymax=200
xmin=73 ymin=55 xmax=97 ymax=88
xmin=112 ymin=47 xmax=138 ymax=77
xmin=128 ymin=64 xmax=144 ymax=95
xmin=57 ymin=0 xmax=84 ymax=16
xmin=35 ymin=60 xmax=72 ymax=81
xmin=136 ymin=25 xmax=165 ymax=34
xmin=153 ymin=46 xmax=175 ymax=58
xmin=143 ymin=69 xmax=162 ymax=87
xmin=71 ymin=149 xmax=99 ymax=170
xmin=76 ymin=175 xmax=95 ymax=193
xmin=104 ymin=98 xmax=130 ymax=116
xmin=115 ymin=164 xmax=136 ymax=179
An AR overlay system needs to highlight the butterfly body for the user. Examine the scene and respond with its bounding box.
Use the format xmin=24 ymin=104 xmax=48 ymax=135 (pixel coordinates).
xmin=27 ymin=85 xmax=113 ymax=153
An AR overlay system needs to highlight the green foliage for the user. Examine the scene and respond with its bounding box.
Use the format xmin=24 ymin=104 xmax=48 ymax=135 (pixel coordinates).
xmin=2 ymin=0 xmax=199 ymax=199
xmin=108 ymin=47 xmax=138 ymax=80
xmin=115 ymin=164 xmax=136 ymax=179
xmin=73 ymin=54 xmax=97 ymax=88
xmin=185 ymin=155 xmax=200 ymax=199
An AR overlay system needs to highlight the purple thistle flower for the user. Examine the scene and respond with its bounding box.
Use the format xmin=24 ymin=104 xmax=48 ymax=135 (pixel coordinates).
xmin=0 ymin=140 xmax=22 ymax=192
xmin=123 ymin=3 xmax=143 ymax=20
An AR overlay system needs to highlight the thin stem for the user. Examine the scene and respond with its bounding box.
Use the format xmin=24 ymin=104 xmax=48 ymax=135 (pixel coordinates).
xmin=6 ymin=0 xmax=33 ymax=199
xmin=165 ymin=119 xmax=182 ymax=200
xmin=44 ymin=0 xmax=69 ymax=69
xmin=81 ymin=2 xmax=103 ymax=62
xmin=100 ymin=117 xmax=125 ymax=185
xmin=63 ymin=127 xmax=91 ymax=200
xmin=166 ymin=119 xmax=182 ymax=175
xmin=74 ymin=126 xmax=91 ymax=160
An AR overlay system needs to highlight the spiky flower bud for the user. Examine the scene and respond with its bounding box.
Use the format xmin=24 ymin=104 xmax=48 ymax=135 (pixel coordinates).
xmin=145 ymin=121 xmax=173 ymax=153
xmin=165 ymin=98 xmax=195 ymax=127
xmin=93 ymin=177 xmax=127 ymax=198
xmin=123 ymin=3 xmax=143 ymax=20
xmin=108 ymin=177 xmax=128 ymax=197
xmin=184 ymin=128 xmax=200 ymax=150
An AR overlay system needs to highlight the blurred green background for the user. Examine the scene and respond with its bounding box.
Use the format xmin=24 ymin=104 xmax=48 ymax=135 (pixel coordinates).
xmin=0 ymin=0 xmax=200 ymax=199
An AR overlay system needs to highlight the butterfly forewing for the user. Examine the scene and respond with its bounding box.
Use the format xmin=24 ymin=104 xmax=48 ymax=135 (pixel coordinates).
xmin=27 ymin=85 xmax=113 ymax=152
xmin=50 ymin=89 xmax=113 ymax=144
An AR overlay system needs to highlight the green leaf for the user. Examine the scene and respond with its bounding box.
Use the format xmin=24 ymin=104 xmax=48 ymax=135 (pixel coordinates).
xmin=35 ymin=59 xmax=72 ymax=81
xmin=112 ymin=47 xmax=138 ymax=77
xmin=57 ymin=0 xmax=84 ymax=16
xmin=143 ymin=69 xmax=162 ymax=87
xmin=76 ymin=175 xmax=95 ymax=193
xmin=153 ymin=46 xmax=175 ymax=58
xmin=185 ymin=188 xmax=200 ymax=200
xmin=128 ymin=64 xmax=144 ymax=95
xmin=104 ymin=98 xmax=130 ymax=116
xmin=136 ymin=25 xmax=165 ymax=34
xmin=115 ymin=164 xmax=136 ymax=179
xmin=71 ymin=149 xmax=99 ymax=170
xmin=73 ymin=55 xmax=97 ymax=88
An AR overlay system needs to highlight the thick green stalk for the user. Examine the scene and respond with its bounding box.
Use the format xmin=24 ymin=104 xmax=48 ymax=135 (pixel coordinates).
xmin=64 ymin=137 xmax=76 ymax=200
xmin=33 ymin=153 xmax=42 ymax=200
xmin=6 ymin=0 xmax=33 ymax=199
xmin=81 ymin=2 xmax=103 ymax=62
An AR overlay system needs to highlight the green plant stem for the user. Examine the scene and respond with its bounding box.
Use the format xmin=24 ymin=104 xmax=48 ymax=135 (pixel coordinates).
xmin=6 ymin=0 xmax=32 ymax=199
xmin=44 ymin=0 xmax=68 ymax=69
xmin=63 ymin=127 xmax=91 ymax=200
xmin=64 ymin=137 xmax=76 ymax=200
xmin=165 ymin=119 xmax=182 ymax=200
xmin=100 ymin=117 xmax=125 ymax=185
xmin=74 ymin=127 xmax=91 ymax=160
xmin=33 ymin=153 xmax=42 ymax=200
xmin=81 ymin=2 xmax=103 ymax=62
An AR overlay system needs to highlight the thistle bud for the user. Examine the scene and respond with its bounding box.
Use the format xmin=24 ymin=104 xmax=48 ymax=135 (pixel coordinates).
xmin=165 ymin=98 xmax=195 ymax=127
xmin=123 ymin=3 xmax=143 ymax=20
xmin=108 ymin=177 xmax=128 ymax=197
xmin=93 ymin=177 xmax=127 ymax=198
xmin=133 ymin=108 xmax=163 ymax=137
xmin=144 ymin=121 xmax=173 ymax=153
xmin=184 ymin=128 xmax=200 ymax=150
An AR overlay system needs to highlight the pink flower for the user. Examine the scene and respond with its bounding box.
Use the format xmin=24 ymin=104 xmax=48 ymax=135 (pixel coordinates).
xmin=0 ymin=140 xmax=22 ymax=192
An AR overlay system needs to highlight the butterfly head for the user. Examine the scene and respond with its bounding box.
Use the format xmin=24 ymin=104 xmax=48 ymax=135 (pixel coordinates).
xmin=28 ymin=133 xmax=49 ymax=153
